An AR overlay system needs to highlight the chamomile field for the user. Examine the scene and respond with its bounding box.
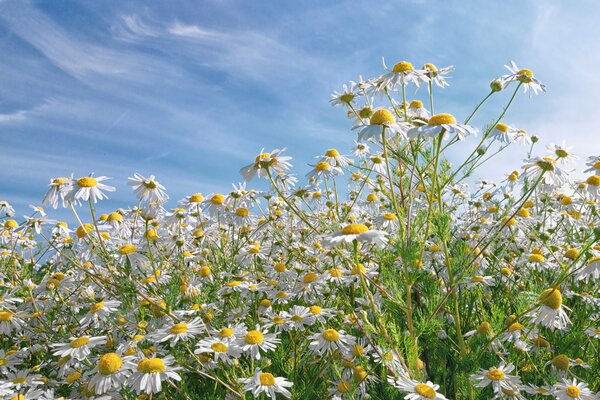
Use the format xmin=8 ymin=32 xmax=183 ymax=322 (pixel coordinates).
xmin=0 ymin=58 xmax=599 ymax=400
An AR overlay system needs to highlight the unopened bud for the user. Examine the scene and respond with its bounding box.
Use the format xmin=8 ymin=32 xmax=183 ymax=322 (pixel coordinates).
xmin=490 ymin=79 xmax=504 ymax=92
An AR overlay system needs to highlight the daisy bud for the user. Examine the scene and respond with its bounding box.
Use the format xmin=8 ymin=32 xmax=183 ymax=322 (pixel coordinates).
xmin=490 ymin=78 xmax=504 ymax=92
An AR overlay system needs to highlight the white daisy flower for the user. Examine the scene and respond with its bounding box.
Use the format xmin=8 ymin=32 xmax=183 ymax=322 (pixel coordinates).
xmin=552 ymin=378 xmax=597 ymax=400
xmin=583 ymin=155 xmax=600 ymax=175
xmin=240 ymin=148 xmax=293 ymax=181
xmin=0 ymin=309 xmax=25 ymax=335
xmin=354 ymin=108 xmax=410 ymax=142
xmin=195 ymin=338 xmax=243 ymax=365
xmin=490 ymin=123 xmax=520 ymax=144
xmin=238 ymin=325 xmax=281 ymax=360
xmin=407 ymin=100 xmax=431 ymax=119
xmin=88 ymin=352 xmax=136 ymax=395
xmin=388 ymin=375 xmax=448 ymax=400
xmin=154 ymin=317 xmax=205 ymax=344
xmin=305 ymin=161 xmax=343 ymax=183
xmin=239 ymin=368 xmax=293 ymax=400
xmin=380 ymin=59 xmax=430 ymax=89
xmin=319 ymin=148 xmax=353 ymax=168
xmin=66 ymin=175 xmax=116 ymax=204
xmin=470 ymin=362 xmax=521 ymax=395
xmin=529 ymin=288 xmax=571 ymax=330
xmin=423 ymin=63 xmax=454 ymax=88
xmin=42 ymin=175 xmax=73 ymax=209
xmin=408 ymin=113 xmax=477 ymax=141
xmin=129 ymin=355 xmax=181 ymax=394
xmin=79 ymin=299 xmax=121 ymax=328
xmin=128 ymin=173 xmax=168 ymax=203
xmin=309 ymin=328 xmax=355 ymax=355
xmin=51 ymin=335 xmax=107 ymax=361
xmin=502 ymin=61 xmax=546 ymax=95
xmin=323 ymin=223 xmax=387 ymax=247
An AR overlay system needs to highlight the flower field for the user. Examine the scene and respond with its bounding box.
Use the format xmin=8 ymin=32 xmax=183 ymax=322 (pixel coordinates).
xmin=0 ymin=60 xmax=599 ymax=399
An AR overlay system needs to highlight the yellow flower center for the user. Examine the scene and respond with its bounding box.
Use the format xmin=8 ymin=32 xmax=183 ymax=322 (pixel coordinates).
xmin=552 ymin=354 xmax=570 ymax=371
xmin=3 ymin=220 xmax=18 ymax=229
xmin=325 ymin=149 xmax=340 ymax=157
xmin=137 ymin=358 xmax=166 ymax=373
xmin=98 ymin=353 xmax=123 ymax=375
xmin=565 ymin=386 xmax=581 ymax=398
xmin=540 ymin=288 xmax=562 ymax=310
xmin=310 ymin=305 xmax=322 ymax=315
xmin=508 ymin=322 xmax=524 ymax=332
xmin=52 ymin=177 xmax=70 ymax=185
xmin=382 ymin=213 xmax=397 ymax=221
xmin=259 ymin=372 xmax=275 ymax=386
xmin=219 ymin=328 xmax=234 ymax=338
xmin=486 ymin=369 xmax=505 ymax=381
xmin=329 ymin=268 xmax=343 ymax=278
xmin=189 ymin=193 xmax=204 ymax=203
xmin=11 ymin=394 xmax=25 ymax=400
xmin=410 ymin=100 xmax=424 ymax=108
xmin=495 ymin=123 xmax=509 ymax=133
xmin=274 ymin=262 xmax=287 ymax=272
xmin=535 ymin=158 xmax=556 ymax=172
xmin=211 ymin=342 xmax=228 ymax=353
xmin=586 ymin=175 xmax=600 ymax=186
xmin=322 ymin=328 xmax=340 ymax=342
xmin=528 ymin=253 xmax=545 ymax=263
xmin=564 ymin=248 xmax=579 ymax=259
xmin=351 ymin=344 xmax=365 ymax=357
xmin=471 ymin=275 xmax=484 ymax=283
xmin=90 ymin=302 xmax=105 ymax=313
xmin=428 ymin=113 xmax=457 ymax=125
xmin=235 ymin=207 xmax=249 ymax=217
xmin=0 ymin=310 xmax=13 ymax=321
xmin=341 ymin=223 xmax=368 ymax=235
xmin=424 ymin=63 xmax=438 ymax=72
xmin=211 ymin=194 xmax=225 ymax=205
xmin=245 ymin=330 xmax=264 ymax=345
xmin=70 ymin=337 xmax=90 ymax=348
xmin=392 ymin=61 xmax=414 ymax=73
xmin=303 ymin=272 xmax=318 ymax=283
xmin=337 ymin=381 xmax=351 ymax=393
xmin=370 ymin=109 xmax=395 ymax=125
xmin=415 ymin=383 xmax=437 ymax=398
xmin=107 ymin=212 xmax=123 ymax=222
xmin=118 ymin=244 xmax=137 ymax=255
xmin=315 ymin=161 xmax=331 ymax=171
xmin=517 ymin=68 xmax=534 ymax=83
xmin=170 ymin=323 xmax=188 ymax=335
xmin=76 ymin=223 xmax=94 ymax=238
xmin=77 ymin=177 xmax=98 ymax=188
xmin=477 ymin=322 xmax=492 ymax=335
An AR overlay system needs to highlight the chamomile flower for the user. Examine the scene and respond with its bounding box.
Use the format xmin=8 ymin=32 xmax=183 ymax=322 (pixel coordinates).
xmin=309 ymin=328 xmax=355 ymax=355
xmin=305 ymin=161 xmax=343 ymax=183
xmin=490 ymin=123 xmax=519 ymax=144
xmin=42 ymin=175 xmax=73 ymax=209
xmin=195 ymin=338 xmax=243 ymax=365
xmin=51 ymin=335 xmax=107 ymax=361
xmin=129 ymin=355 xmax=181 ymax=394
xmin=240 ymin=148 xmax=293 ymax=181
xmin=319 ymin=148 xmax=353 ymax=168
xmin=239 ymin=325 xmax=281 ymax=360
xmin=66 ymin=175 xmax=116 ymax=204
xmin=388 ymin=375 xmax=448 ymax=400
xmin=354 ymin=108 xmax=410 ymax=142
xmin=128 ymin=173 xmax=168 ymax=203
xmin=380 ymin=59 xmax=430 ymax=89
xmin=470 ymin=362 xmax=521 ymax=395
xmin=529 ymin=288 xmax=571 ymax=330
xmin=408 ymin=113 xmax=477 ymax=141
xmin=407 ymin=100 xmax=431 ymax=119
xmin=503 ymin=61 xmax=546 ymax=95
xmin=88 ymin=352 xmax=136 ymax=395
xmin=423 ymin=63 xmax=454 ymax=88
xmin=154 ymin=317 xmax=204 ymax=344
xmin=552 ymin=378 xmax=597 ymax=400
xmin=583 ymin=155 xmax=600 ymax=175
xmin=240 ymin=368 xmax=293 ymax=400
xmin=330 ymin=83 xmax=358 ymax=107
xmin=323 ymin=223 xmax=387 ymax=247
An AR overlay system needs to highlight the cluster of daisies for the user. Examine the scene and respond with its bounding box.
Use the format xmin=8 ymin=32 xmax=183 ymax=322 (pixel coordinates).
xmin=0 ymin=59 xmax=598 ymax=399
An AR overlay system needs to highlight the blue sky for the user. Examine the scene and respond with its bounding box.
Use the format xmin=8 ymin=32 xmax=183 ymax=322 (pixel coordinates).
xmin=1 ymin=0 xmax=599 ymax=218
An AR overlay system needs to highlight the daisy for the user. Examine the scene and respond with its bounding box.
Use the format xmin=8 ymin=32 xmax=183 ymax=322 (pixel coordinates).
xmin=287 ymin=305 xmax=316 ymax=330
xmin=490 ymin=123 xmax=520 ymax=144
xmin=309 ymin=328 xmax=355 ymax=355
xmin=380 ymin=59 xmax=430 ymax=89
xmin=240 ymin=148 xmax=293 ymax=181
xmin=552 ymin=378 xmax=597 ymax=400
xmin=239 ymin=325 xmax=281 ymax=360
xmin=66 ymin=175 xmax=116 ymax=204
xmin=240 ymin=368 xmax=293 ymax=400
xmin=470 ymin=362 xmax=521 ymax=395
xmin=408 ymin=100 xmax=431 ymax=119
xmin=388 ymin=375 xmax=448 ymax=400
xmin=129 ymin=355 xmax=181 ymax=394
xmin=354 ymin=108 xmax=410 ymax=142
xmin=0 ymin=309 xmax=25 ymax=335
xmin=423 ymin=63 xmax=454 ymax=88
xmin=408 ymin=113 xmax=477 ymax=141
xmin=154 ymin=317 xmax=205 ymax=344
xmin=584 ymin=327 xmax=600 ymax=339
xmin=529 ymin=288 xmax=571 ymax=330
xmin=88 ymin=352 xmax=136 ymax=395
xmin=502 ymin=61 xmax=546 ymax=95
xmin=583 ymin=155 xmax=600 ymax=175
xmin=352 ymin=140 xmax=371 ymax=158
xmin=51 ymin=335 xmax=107 ymax=361
xmin=577 ymin=256 xmax=600 ymax=282
xmin=128 ymin=173 xmax=168 ymax=203
xmin=330 ymin=83 xmax=358 ymax=107
xmin=305 ymin=161 xmax=343 ymax=183
xmin=79 ymin=299 xmax=121 ymax=328
xmin=522 ymin=157 xmax=568 ymax=187
xmin=319 ymin=148 xmax=353 ymax=168
xmin=323 ymin=223 xmax=388 ymax=247
xmin=195 ymin=337 xmax=243 ymax=365
xmin=42 ymin=176 xmax=73 ymax=209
